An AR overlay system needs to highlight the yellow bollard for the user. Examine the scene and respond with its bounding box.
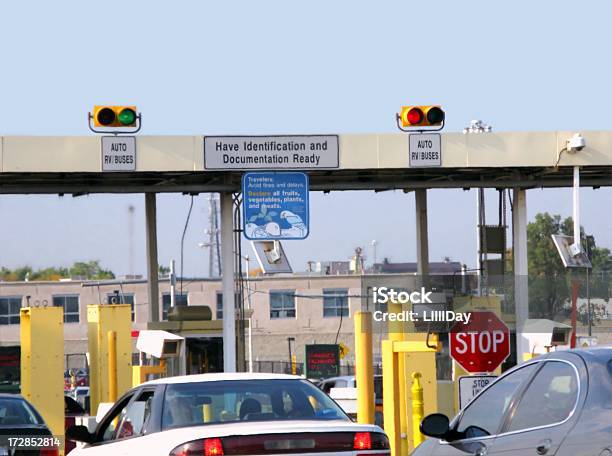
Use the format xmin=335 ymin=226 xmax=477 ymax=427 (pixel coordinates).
xmin=382 ymin=340 xmax=400 ymax=456
xmin=291 ymin=354 xmax=297 ymax=375
xmin=411 ymin=372 xmax=425 ymax=448
xmin=388 ymin=301 xmax=408 ymax=455
xmin=88 ymin=304 xmax=131 ymax=415
xmin=354 ymin=311 xmax=375 ymax=424
xmin=203 ymin=404 xmax=212 ymax=422
xmin=107 ymin=331 xmax=118 ymax=403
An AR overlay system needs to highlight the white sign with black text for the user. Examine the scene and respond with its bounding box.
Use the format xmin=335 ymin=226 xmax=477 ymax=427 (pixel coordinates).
xmin=101 ymin=136 xmax=136 ymax=172
xmin=409 ymin=133 xmax=441 ymax=167
xmin=204 ymin=135 xmax=339 ymax=170
xmin=458 ymin=375 xmax=497 ymax=410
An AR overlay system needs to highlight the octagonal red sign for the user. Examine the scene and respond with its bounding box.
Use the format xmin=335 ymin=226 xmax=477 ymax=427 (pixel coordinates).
xmin=449 ymin=311 xmax=510 ymax=373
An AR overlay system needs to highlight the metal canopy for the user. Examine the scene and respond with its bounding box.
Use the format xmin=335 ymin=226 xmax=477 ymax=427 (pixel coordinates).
xmin=1 ymin=131 xmax=612 ymax=194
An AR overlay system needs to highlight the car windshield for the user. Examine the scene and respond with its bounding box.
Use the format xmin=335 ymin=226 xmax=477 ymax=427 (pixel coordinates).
xmin=161 ymin=379 xmax=349 ymax=430
xmin=0 ymin=398 xmax=43 ymax=426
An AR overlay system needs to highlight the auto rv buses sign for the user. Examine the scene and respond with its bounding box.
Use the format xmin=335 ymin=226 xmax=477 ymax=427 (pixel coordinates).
xmin=204 ymin=135 xmax=339 ymax=170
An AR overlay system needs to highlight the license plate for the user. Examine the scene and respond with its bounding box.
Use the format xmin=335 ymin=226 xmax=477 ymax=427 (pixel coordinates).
xmin=264 ymin=439 xmax=315 ymax=450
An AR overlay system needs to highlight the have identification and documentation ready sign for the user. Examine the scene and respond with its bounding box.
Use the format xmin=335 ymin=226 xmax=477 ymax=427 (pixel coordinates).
xmin=458 ymin=375 xmax=497 ymax=409
xmin=101 ymin=136 xmax=136 ymax=171
xmin=204 ymin=135 xmax=339 ymax=170
xmin=409 ymin=133 xmax=441 ymax=167
xmin=242 ymin=172 xmax=309 ymax=240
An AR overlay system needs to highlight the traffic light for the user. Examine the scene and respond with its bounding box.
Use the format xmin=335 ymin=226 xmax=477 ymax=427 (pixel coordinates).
xmin=399 ymin=106 xmax=445 ymax=128
xmin=92 ymin=106 xmax=138 ymax=127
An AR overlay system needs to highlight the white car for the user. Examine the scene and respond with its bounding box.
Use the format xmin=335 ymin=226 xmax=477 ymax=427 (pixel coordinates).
xmin=66 ymin=372 xmax=390 ymax=456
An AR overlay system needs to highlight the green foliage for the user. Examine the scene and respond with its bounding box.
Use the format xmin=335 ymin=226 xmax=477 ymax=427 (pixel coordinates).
xmin=0 ymin=261 xmax=114 ymax=281
xmin=527 ymin=212 xmax=612 ymax=319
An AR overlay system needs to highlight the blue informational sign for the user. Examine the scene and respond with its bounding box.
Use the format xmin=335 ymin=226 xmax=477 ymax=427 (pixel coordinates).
xmin=242 ymin=172 xmax=309 ymax=240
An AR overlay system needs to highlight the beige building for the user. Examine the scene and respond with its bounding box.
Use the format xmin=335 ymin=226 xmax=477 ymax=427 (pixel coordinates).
xmin=0 ymin=273 xmax=408 ymax=367
xmin=3 ymin=271 xmax=607 ymax=373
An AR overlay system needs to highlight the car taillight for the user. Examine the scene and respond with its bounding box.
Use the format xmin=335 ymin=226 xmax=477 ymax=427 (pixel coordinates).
xmin=40 ymin=447 xmax=59 ymax=456
xmin=204 ymin=438 xmax=224 ymax=456
xmin=354 ymin=432 xmax=372 ymax=450
xmin=355 ymin=432 xmax=390 ymax=455
xmin=169 ymin=438 xmax=224 ymax=456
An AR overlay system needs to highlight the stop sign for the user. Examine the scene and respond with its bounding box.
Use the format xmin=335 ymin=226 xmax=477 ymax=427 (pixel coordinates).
xmin=449 ymin=311 xmax=510 ymax=373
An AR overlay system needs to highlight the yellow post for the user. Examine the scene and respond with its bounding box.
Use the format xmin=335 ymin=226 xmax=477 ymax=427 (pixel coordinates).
xmin=107 ymin=331 xmax=118 ymax=402
xmin=354 ymin=311 xmax=375 ymax=424
xmin=203 ymin=404 xmax=212 ymax=422
xmin=20 ymin=307 xmax=64 ymax=450
xmin=132 ymin=359 xmax=167 ymax=387
xmin=382 ymin=340 xmax=400 ymax=456
xmin=411 ymin=372 xmax=424 ymax=448
xmin=388 ymin=301 xmax=408 ymax=456
xmin=88 ymin=304 xmax=132 ymax=415
xmin=404 ymin=333 xmax=438 ymax=451
xmin=291 ymin=354 xmax=297 ymax=375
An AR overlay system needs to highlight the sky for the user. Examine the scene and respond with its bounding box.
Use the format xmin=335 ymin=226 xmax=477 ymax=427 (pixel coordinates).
xmin=1 ymin=1 xmax=611 ymax=277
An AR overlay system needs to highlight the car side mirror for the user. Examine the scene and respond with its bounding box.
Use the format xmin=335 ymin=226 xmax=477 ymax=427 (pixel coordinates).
xmin=66 ymin=425 xmax=94 ymax=444
xmin=420 ymin=413 xmax=450 ymax=438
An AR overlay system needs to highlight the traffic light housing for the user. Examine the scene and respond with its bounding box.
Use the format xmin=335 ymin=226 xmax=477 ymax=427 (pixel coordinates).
xmin=92 ymin=106 xmax=138 ymax=127
xmin=399 ymin=106 xmax=445 ymax=128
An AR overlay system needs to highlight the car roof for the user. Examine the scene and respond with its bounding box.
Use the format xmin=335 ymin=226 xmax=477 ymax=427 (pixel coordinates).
xmin=564 ymin=346 xmax=612 ymax=364
xmin=0 ymin=394 xmax=25 ymax=399
xmin=141 ymin=372 xmax=304 ymax=386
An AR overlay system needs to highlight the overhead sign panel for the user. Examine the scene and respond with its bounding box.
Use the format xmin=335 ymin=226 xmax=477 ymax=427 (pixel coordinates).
xmin=204 ymin=135 xmax=339 ymax=170
xmin=242 ymin=172 xmax=309 ymax=240
xmin=409 ymin=133 xmax=441 ymax=167
xmin=101 ymin=136 xmax=136 ymax=171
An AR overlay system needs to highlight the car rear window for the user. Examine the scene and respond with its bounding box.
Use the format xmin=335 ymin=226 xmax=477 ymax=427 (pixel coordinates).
xmin=0 ymin=398 xmax=43 ymax=426
xmin=161 ymin=379 xmax=349 ymax=430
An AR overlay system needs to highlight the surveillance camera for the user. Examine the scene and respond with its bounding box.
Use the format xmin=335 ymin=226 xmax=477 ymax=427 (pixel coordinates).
xmin=567 ymin=133 xmax=586 ymax=152
xmin=136 ymin=330 xmax=184 ymax=359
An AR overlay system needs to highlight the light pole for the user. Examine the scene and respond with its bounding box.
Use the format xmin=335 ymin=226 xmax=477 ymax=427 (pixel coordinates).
xmin=371 ymin=240 xmax=378 ymax=269
xmin=464 ymin=120 xmax=493 ymax=296
xmin=242 ymin=255 xmax=254 ymax=373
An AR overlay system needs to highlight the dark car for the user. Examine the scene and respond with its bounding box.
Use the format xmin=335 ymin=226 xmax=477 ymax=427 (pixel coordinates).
xmin=414 ymin=347 xmax=612 ymax=456
xmin=0 ymin=394 xmax=58 ymax=455
xmin=64 ymin=396 xmax=86 ymax=454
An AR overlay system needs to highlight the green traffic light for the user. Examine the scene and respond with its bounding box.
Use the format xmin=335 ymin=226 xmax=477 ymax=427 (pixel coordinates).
xmin=118 ymin=108 xmax=136 ymax=126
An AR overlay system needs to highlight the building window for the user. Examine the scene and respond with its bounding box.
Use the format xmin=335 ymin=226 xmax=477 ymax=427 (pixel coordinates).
xmin=107 ymin=292 xmax=135 ymax=322
xmin=323 ymin=289 xmax=349 ymax=318
xmin=0 ymin=296 xmax=22 ymax=326
xmin=270 ymin=290 xmax=296 ymax=319
xmin=162 ymin=293 xmax=188 ymax=321
xmin=216 ymin=292 xmax=243 ymax=320
xmin=53 ymin=295 xmax=80 ymax=323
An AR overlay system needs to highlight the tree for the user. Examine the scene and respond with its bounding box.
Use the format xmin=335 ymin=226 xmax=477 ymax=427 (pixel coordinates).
xmin=0 ymin=261 xmax=114 ymax=281
xmin=527 ymin=212 xmax=612 ymax=319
